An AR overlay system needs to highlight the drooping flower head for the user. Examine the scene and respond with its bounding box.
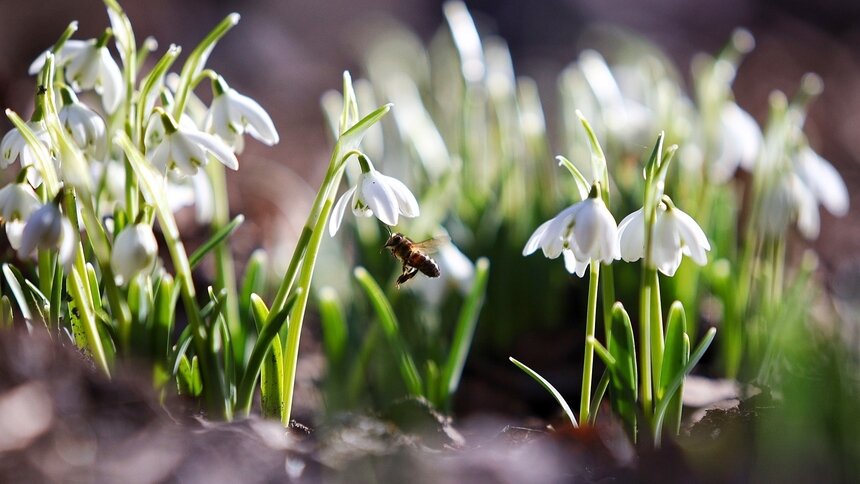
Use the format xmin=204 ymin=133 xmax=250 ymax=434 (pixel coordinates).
xmin=0 ymin=181 xmax=42 ymax=250
xmin=30 ymin=30 xmax=124 ymax=114
xmin=58 ymin=86 xmax=107 ymax=160
xmin=329 ymin=154 xmax=420 ymax=236
xmin=523 ymin=183 xmax=619 ymax=277
xmin=149 ymin=108 xmax=238 ymax=176
xmin=111 ymin=223 xmax=158 ymax=285
xmin=205 ymin=75 xmax=279 ymax=153
xmin=617 ymin=196 xmax=710 ymax=277
xmin=17 ymin=195 xmax=77 ymax=269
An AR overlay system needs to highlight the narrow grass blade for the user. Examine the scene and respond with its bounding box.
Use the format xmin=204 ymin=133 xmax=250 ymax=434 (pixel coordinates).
xmin=654 ymin=327 xmax=717 ymax=446
xmin=2 ymin=264 xmax=33 ymax=321
xmin=353 ymin=267 xmax=423 ymax=398
xmin=440 ymin=257 xmax=490 ymax=406
xmin=189 ymin=214 xmax=244 ymax=270
xmin=660 ymin=301 xmax=687 ymax=435
xmin=589 ymin=369 xmax=611 ymax=423
xmin=318 ymin=287 xmax=347 ymax=365
xmin=0 ymin=296 xmax=12 ymax=328
xmin=510 ymin=356 xmax=578 ymax=428
xmin=241 ymin=250 xmax=266 ymax=332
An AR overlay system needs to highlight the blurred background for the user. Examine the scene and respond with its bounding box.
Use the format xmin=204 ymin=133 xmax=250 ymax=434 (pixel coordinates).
xmin=1 ymin=0 xmax=858 ymax=267
xmin=1 ymin=0 xmax=859 ymax=418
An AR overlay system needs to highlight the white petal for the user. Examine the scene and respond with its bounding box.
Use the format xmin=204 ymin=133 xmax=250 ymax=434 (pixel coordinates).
xmin=329 ymin=186 xmax=356 ymax=236
xmin=149 ymin=139 xmax=171 ymax=173
xmin=542 ymin=204 xmax=581 ymax=259
xmin=359 ymin=172 xmax=399 ymax=226
xmin=672 ymin=208 xmax=710 ymax=266
xmin=98 ymin=48 xmax=123 ymax=113
xmin=1 ymin=129 xmax=23 ymax=167
xmin=230 ymin=90 xmax=279 ymax=145
xmin=726 ymin=104 xmax=762 ymax=171
xmin=652 ymin=212 xmax=681 ymax=276
xmin=523 ymin=218 xmax=552 ymax=256
xmin=792 ymin=176 xmax=820 ymax=239
xmin=171 ymin=132 xmax=207 ymax=175
xmin=191 ymin=171 xmax=215 ymax=224
xmin=796 ymin=148 xmax=849 ymax=217
xmin=184 ymin=130 xmax=239 ymax=171
xmin=6 ymin=220 xmax=25 ymax=250
xmin=618 ymin=208 xmax=645 ymax=262
xmin=378 ymin=173 xmax=419 ymax=218
xmin=563 ymin=249 xmax=589 ymax=277
xmin=58 ymin=219 xmax=77 ymax=270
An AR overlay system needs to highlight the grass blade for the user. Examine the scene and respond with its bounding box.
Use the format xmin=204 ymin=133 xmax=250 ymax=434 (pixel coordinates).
xmin=440 ymin=257 xmax=490 ymax=407
xmin=510 ymin=356 xmax=578 ymax=428
xmin=189 ymin=214 xmax=244 ymax=270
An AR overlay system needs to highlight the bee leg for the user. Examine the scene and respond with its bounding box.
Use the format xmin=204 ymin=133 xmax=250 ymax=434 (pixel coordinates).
xmin=396 ymin=267 xmax=419 ymax=287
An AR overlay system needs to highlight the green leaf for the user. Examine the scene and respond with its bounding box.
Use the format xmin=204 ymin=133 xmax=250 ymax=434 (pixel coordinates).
xmin=260 ymin=335 xmax=284 ymax=419
xmin=240 ymin=250 xmax=266 ymax=332
xmin=151 ymin=274 xmax=177 ymax=359
xmin=0 ymin=296 xmax=12 ymax=328
xmin=353 ymin=267 xmax=423 ymax=398
xmin=338 ymin=104 xmax=392 ymax=154
xmin=556 ymin=156 xmax=590 ymax=201
xmin=510 ymin=357 xmax=578 ymax=428
xmin=654 ymin=327 xmax=717 ymax=446
xmin=178 ymin=355 xmax=203 ymax=397
xmin=575 ymin=111 xmax=608 ymax=192
xmin=588 ymin=336 xmax=617 ymax=368
xmin=440 ymin=257 xmax=490 ymax=406
xmin=608 ymin=302 xmax=638 ymax=437
xmin=318 ymin=287 xmax=347 ymax=364
xmin=589 ymin=369 xmax=611 ymax=423
xmin=659 ymin=301 xmax=688 ymax=436
xmin=236 ymin=290 xmax=301 ymax=416
xmin=2 ymin=264 xmax=32 ymax=321
xmin=189 ymin=214 xmax=245 ymax=270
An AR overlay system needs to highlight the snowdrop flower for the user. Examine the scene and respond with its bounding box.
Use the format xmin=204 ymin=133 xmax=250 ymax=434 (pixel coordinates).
xmin=18 ymin=199 xmax=76 ymax=269
xmin=0 ymin=182 xmax=41 ymax=250
xmin=205 ymin=75 xmax=279 ymax=153
xmin=710 ymin=102 xmax=762 ymax=183
xmin=149 ymin=109 xmax=238 ymax=176
xmin=523 ymin=184 xmax=619 ymax=277
xmin=30 ymin=32 xmax=123 ymax=113
xmin=1 ymin=120 xmax=51 ymax=187
xmin=111 ymin=223 xmax=158 ymax=285
xmin=58 ymin=87 xmax=107 ymax=160
xmin=329 ymin=154 xmax=419 ymax=236
xmin=617 ymin=198 xmax=710 ymax=277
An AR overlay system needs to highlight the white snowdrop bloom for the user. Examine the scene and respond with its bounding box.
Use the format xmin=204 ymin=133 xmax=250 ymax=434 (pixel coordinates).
xmin=329 ymin=155 xmax=419 ymax=236
xmin=617 ymin=201 xmax=711 ymax=277
xmin=205 ymin=76 xmax=279 ymax=153
xmin=523 ymin=188 xmax=619 ymax=276
xmin=111 ymin=223 xmax=158 ymax=285
xmin=0 ymin=183 xmax=41 ymax=250
xmin=758 ymin=146 xmax=848 ymax=240
xmin=31 ymin=37 xmax=123 ymax=114
xmin=793 ymin=146 xmax=849 ymax=219
xmin=710 ymin=102 xmax=762 ymax=183
xmin=18 ymin=201 xmax=76 ymax=269
xmin=58 ymin=88 xmax=107 ymax=160
xmin=149 ymin=111 xmax=238 ymax=176
xmin=0 ymin=121 xmax=51 ymax=187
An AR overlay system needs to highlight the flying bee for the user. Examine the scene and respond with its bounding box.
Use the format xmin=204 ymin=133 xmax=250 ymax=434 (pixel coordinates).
xmin=384 ymin=232 xmax=446 ymax=287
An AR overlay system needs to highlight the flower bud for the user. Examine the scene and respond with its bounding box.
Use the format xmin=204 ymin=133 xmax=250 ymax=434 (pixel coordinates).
xmin=111 ymin=224 xmax=158 ymax=285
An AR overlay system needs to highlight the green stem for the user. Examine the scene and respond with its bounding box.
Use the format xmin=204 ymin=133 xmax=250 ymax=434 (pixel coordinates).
xmin=207 ymin=162 xmax=242 ymax=364
xmin=281 ymin=199 xmax=332 ymax=425
xmin=649 ymin=269 xmax=664 ymax=398
xmin=580 ymin=262 xmax=600 ymax=424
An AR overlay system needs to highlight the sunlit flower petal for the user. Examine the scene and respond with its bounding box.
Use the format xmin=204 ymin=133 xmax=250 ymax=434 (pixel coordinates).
xmin=329 ymin=156 xmax=420 ymax=236
xmin=111 ymin=224 xmax=158 ymax=285
xmin=523 ymin=190 xmax=618 ymax=276
xmin=205 ymin=78 xmax=279 ymax=153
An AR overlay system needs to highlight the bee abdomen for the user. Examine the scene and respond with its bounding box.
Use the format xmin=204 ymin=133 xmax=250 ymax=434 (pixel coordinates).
xmin=419 ymin=258 xmax=441 ymax=278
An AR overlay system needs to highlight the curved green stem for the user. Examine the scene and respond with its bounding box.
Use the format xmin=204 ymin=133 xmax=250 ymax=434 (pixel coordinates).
xmin=580 ymin=262 xmax=600 ymax=424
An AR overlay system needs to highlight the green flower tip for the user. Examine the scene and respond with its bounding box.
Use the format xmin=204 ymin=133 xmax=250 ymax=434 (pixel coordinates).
xmin=227 ymin=13 xmax=241 ymax=25
xmin=96 ymin=28 xmax=114 ymax=48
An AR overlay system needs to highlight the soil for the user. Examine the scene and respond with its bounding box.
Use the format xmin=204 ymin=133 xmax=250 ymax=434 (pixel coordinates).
xmin=0 ymin=328 xmax=785 ymax=484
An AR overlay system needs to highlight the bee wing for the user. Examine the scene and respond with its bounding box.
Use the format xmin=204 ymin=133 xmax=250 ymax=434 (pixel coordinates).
xmin=412 ymin=235 xmax=451 ymax=254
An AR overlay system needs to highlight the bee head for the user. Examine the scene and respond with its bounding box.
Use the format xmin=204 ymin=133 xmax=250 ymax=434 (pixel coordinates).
xmin=384 ymin=233 xmax=403 ymax=248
